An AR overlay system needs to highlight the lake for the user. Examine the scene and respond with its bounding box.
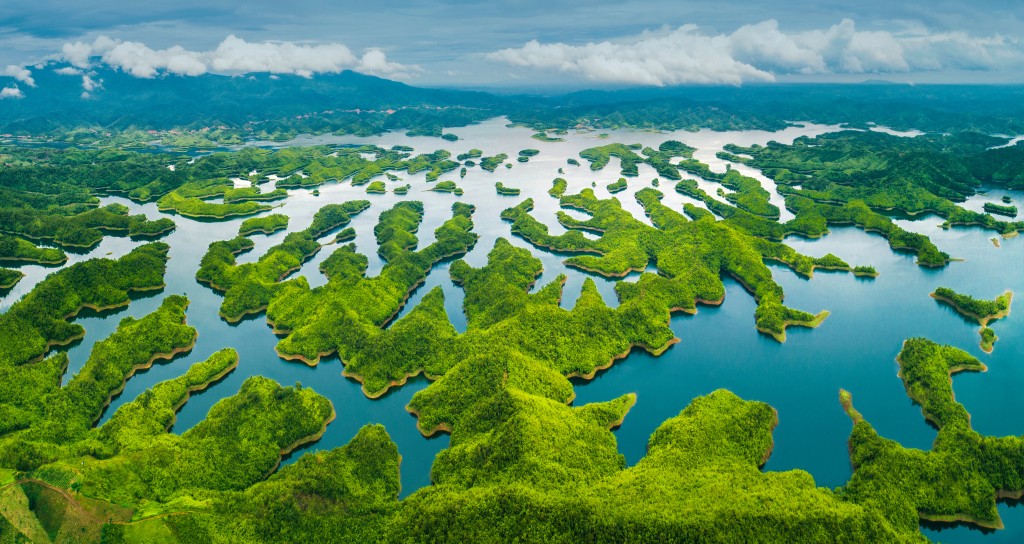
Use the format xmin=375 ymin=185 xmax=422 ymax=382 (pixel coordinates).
xmin=3 ymin=117 xmax=1022 ymax=542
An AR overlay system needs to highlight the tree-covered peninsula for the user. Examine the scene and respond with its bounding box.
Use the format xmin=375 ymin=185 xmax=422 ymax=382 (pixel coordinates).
xmin=931 ymin=287 xmax=1013 ymax=352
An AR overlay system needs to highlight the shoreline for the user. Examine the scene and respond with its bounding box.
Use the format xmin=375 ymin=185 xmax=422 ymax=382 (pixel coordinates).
xmin=238 ymin=225 xmax=287 ymax=236
xmin=94 ymin=330 xmax=199 ymax=425
xmin=0 ymin=270 xmax=24 ymax=289
xmin=22 ymin=282 xmax=169 ymax=366
xmin=262 ymin=405 xmax=337 ymax=478
xmin=166 ymin=354 xmax=240 ymax=431
xmin=758 ymin=310 xmax=830 ymax=343
xmin=930 ymin=290 xmax=1013 ymax=327
xmin=895 ymin=342 xmax=987 ymax=429
xmin=0 ymin=254 xmax=68 ymax=266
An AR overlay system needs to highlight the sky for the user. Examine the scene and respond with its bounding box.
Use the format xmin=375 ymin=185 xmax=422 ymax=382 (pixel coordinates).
xmin=1 ymin=0 xmax=1023 ymax=94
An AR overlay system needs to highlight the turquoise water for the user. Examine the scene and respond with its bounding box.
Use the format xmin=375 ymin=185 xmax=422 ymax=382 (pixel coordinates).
xmin=3 ymin=120 xmax=1023 ymax=541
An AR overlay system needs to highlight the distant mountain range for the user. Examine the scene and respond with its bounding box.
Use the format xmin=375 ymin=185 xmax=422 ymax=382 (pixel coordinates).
xmin=4 ymin=63 xmax=1024 ymax=136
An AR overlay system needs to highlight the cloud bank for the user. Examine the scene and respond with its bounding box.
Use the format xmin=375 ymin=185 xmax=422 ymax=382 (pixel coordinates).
xmin=2 ymin=65 xmax=34 ymax=87
xmin=59 ymin=35 xmax=418 ymax=79
xmin=0 ymin=86 xmax=23 ymax=99
xmin=488 ymin=19 xmax=1023 ymax=85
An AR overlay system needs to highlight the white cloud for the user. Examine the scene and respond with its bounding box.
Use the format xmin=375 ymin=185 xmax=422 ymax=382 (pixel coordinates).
xmin=81 ymin=74 xmax=100 ymax=92
xmin=2 ymin=65 xmax=34 ymax=86
xmin=58 ymin=35 xmax=418 ymax=80
xmin=0 ymin=86 xmax=24 ymax=99
xmin=54 ymin=66 xmax=82 ymax=75
xmin=488 ymin=19 xmax=1024 ymax=85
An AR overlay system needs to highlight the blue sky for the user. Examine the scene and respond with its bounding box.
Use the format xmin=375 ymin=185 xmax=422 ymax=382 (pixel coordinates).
xmin=1 ymin=0 xmax=1022 ymax=90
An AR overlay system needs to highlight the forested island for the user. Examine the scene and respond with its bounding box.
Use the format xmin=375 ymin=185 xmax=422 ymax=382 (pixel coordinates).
xmin=931 ymin=288 xmax=1013 ymax=352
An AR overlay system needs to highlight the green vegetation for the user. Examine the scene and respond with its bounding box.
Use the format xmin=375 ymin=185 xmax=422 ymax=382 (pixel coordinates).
xmin=456 ymin=149 xmax=482 ymax=161
xmin=265 ymin=201 xmax=478 ymax=375
xmin=0 ymin=268 xmax=22 ymax=290
xmin=197 ymin=202 xmax=370 ymax=322
xmin=1003 ymin=195 xmax=1013 ymax=204
xmin=549 ymin=177 xmax=568 ymax=198
xmin=495 ymin=182 xmax=521 ymax=196
xmin=517 ymin=148 xmax=539 ymax=163
xmin=580 ymin=143 xmax=644 ymax=175
xmin=675 ymin=173 xmax=951 ymax=267
xmin=32 ymin=388 xmax=917 ymax=542
xmin=0 ymin=201 xmax=174 ymax=249
xmin=0 ymin=295 xmax=196 ymax=468
xmin=0 ymin=243 xmax=169 ymax=368
xmin=607 ymin=178 xmax=628 ymax=193
xmin=480 ymin=153 xmax=508 ymax=172
xmin=154 ymin=177 xmax=283 ymax=219
xmin=930 ymin=287 xmax=1013 ymax=352
xmin=531 ymin=132 xmax=565 ymax=142
xmin=980 ymin=327 xmax=998 ymax=352
xmin=238 ymin=214 xmax=289 ymax=236
xmin=0 ymin=302 xmax=335 ymax=531
xmin=723 ymin=131 xmax=1024 ymax=237
xmin=441 ymin=133 xmax=458 ymax=142
xmin=431 ymin=181 xmax=463 ymax=195
xmin=853 ymin=265 xmax=878 ymax=278
xmin=984 ymin=202 xmax=1018 ymax=217
xmin=366 ymin=181 xmax=387 ymax=194
xmin=0 ymin=234 xmax=66 ymax=265
xmin=840 ymin=338 xmax=1024 ymax=531
xmin=501 ymin=188 xmax=834 ymax=341
xmin=394 ymin=184 xmax=411 ymax=195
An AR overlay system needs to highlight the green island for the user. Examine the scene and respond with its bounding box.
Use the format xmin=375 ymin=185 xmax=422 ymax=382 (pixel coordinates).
xmin=238 ymin=214 xmax=289 ymax=236
xmin=431 ymin=180 xmax=464 ymax=195
xmin=0 ymin=234 xmax=67 ymax=265
xmin=456 ymin=149 xmax=482 ymax=161
xmin=607 ymin=177 xmax=628 ymax=193
xmin=853 ymin=265 xmax=879 ymax=277
xmin=580 ymin=141 xmax=695 ymax=180
xmin=155 ymin=177 xmax=284 ymax=219
xmin=930 ymin=287 xmax=1013 ymax=352
xmin=984 ymin=202 xmax=1018 ymax=217
xmin=531 ymin=132 xmax=565 ymax=142
xmin=197 ymin=201 xmax=370 ymax=322
xmin=480 ymin=153 xmax=508 ymax=172
xmin=495 ymin=182 xmax=521 ymax=196
xmin=0 ymin=268 xmax=23 ymax=290
xmin=517 ymin=148 xmax=540 ymax=163
xmin=840 ymin=338 xmax=1024 ymax=531
xmin=0 ymin=292 xmax=334 ymax=541
xmin=393 ymin=184 xmax=411 ymax=195
xmin=549 ymin=177 xmax=568 ymax=198
xmin=365 ymin=181 xmax=387 ymax=194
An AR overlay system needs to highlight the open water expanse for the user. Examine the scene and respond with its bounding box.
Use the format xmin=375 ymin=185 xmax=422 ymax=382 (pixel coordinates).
xmin=3 ymin=118 xmax=1022 ymax=542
